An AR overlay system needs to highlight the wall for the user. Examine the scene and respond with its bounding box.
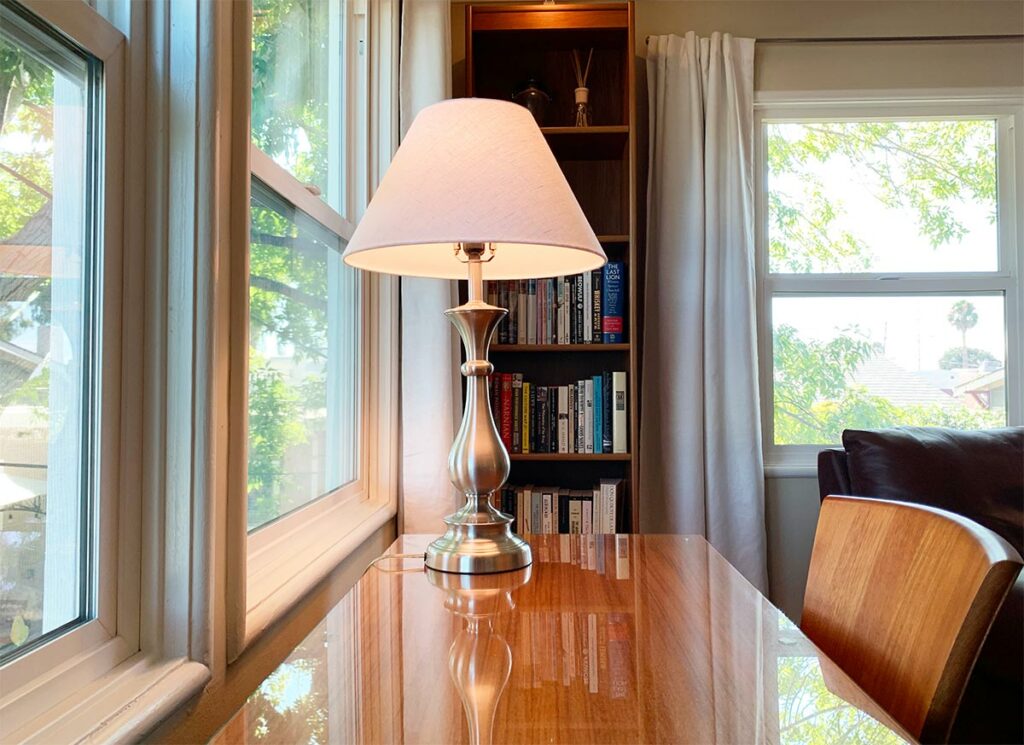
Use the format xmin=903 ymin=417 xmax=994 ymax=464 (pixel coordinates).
xmin=452 ymin=0 xmax=1024 ymax=619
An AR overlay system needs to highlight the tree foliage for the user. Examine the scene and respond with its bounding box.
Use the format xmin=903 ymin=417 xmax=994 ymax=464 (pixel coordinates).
xmin=769 ymin=121 xmax=1004 ymax=443
xmin=938 ymin=346 xmax=997 ymax=371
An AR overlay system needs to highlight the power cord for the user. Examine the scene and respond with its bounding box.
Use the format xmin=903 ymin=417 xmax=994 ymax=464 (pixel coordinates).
xmin=365 ymin=551 xmax=427 ymax=574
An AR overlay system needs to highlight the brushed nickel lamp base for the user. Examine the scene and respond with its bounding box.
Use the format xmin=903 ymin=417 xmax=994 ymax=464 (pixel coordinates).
xmin=424 ymin=244 xmax=532 ymax=574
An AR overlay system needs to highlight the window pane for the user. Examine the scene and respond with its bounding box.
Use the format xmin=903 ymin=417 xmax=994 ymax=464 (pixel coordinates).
xmin=0 ymin=7 xmax=99 ymax=659
xmin=772 ymin=295 xmax=1007 ymax=445
xmin=248 ymin=180 xmax=361 ymax=532
xmin=766 ymin=120 xmax=998 ymax=273
xmin=251 ymin=0 xmax=344 ymax=210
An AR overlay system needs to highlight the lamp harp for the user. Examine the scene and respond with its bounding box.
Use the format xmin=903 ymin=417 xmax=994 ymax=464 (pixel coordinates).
xmin=424 ymin=244 xmax=533 ymax=574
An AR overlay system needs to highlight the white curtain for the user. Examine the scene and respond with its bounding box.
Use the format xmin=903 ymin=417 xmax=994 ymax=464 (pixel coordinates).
xmin=398 ymin=0 xmax=461 ymax=533
xmin=640 ymin=32 xmax=768 ymax=591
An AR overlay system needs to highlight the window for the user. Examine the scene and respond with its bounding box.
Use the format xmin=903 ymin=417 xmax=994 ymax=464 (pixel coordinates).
xmin=235 ymin=0 xmax=395 ymax=654
xmin=247 ymin=180 xmax=361 ymax=531
xmin=757 ymin=105 xmax=1022 ymax=463
xmin=0 ymin=1 xmax=102 ymax=663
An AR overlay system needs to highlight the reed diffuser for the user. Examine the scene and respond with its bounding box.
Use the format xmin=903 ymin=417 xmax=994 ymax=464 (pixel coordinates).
xmin=571 ymin=48 xmax=594 ymax=127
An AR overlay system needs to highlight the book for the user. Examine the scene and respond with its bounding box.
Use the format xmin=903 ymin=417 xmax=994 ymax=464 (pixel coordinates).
xmin=602 ymin=261 xmax=625 ymax=343
xmin=584 ymin=378 xmax=594 ymax=454
xmin=591 ymin=269 xmax=602 ymax=344
xmin=583 ymin=270 xmax=592 ymax=343
xmin=602 ymin=371 xmax=613 ymax=454
xmin=568 ymin=493 xmax=582 ymax=533
xmin=574 ymin=274 xmax=585 ymax=343
xmin=593 ymin=374 xmax=603 ymax=457
xmin=527 ymin=279 xmax=537 ymax=344
xmin=576 ymin=381 xmax=585 ymax=453
xmin=537 ymin=385 xmax=549 ymax=453
xmin=512 ymin=373 xmax=523 ymax=453
xmin=558 ymin=488 xmax=570 ymax=534
xmin=522 ymin=381 xmax=531 ymax=454
xmin=612 ymin=372 xmax=627 ymax=454
xmin=556 ymin=277 xmax=567 ymax=344
xmin=600 ymin=478 xmax=622 ymax=534
xmin=500 ymin=373 xmax=513 ymax=448
xmin=567 ymin=384 xmax=576 ymax=453
xmin=517 ymin=280 xmax=527 ymax=344
xmin=536 ymin=485 xmax=544 ymax=532
xmin=557 ymin=386 xmax=569 ymax=453
xmin=542 ymin=489 xmax=552 ymax=534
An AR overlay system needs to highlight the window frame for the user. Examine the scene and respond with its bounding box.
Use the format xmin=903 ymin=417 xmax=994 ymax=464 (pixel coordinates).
xmin=755 ymin=95 xmax=1024 ymax=474
xmin=227 ymin=0 xmax=398 ymax=659
xmin=0 ymin=0 xmax=138 ymax=736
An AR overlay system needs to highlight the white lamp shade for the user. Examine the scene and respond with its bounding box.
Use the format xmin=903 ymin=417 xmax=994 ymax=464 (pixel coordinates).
xmin=343 ymin=98 xmax=606 ymax=279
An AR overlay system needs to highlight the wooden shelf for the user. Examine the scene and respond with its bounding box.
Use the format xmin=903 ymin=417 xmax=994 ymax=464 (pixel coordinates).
xmin=596 ymin=234 xmax=630 ymax=244
xmin=510 ymin=453 xmax=631 ymax=462
xmin=542 ymin=125 xmax=628 ymax=160
xmin=493 ymin=344 xmax=629 ymax=353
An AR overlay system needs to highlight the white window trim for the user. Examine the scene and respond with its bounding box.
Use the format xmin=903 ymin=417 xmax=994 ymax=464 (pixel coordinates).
xmin=226 ymin=0 xmax=399 ymax=661
xmin=755 ymin=93 xmax=1024 ymax=476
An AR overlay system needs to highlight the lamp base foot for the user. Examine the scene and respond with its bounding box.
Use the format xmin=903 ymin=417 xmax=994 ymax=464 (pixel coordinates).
xmin=425 ymin=508 xmax=532 ymax=574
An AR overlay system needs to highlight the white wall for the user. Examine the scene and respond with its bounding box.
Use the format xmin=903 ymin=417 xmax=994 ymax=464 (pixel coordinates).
xmin=451 ymin=0 xmax=1024 ymax=620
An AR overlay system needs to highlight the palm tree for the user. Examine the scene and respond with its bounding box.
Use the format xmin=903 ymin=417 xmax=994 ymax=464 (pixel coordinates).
xmin=948 ymin=300 xmax=979 ymax=368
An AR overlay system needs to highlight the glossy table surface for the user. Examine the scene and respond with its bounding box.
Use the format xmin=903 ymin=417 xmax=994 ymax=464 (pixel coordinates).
xmin=212 ymin=534 xmax=913 ymax=744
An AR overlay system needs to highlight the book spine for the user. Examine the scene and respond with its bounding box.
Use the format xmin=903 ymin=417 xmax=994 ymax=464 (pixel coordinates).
xmin=527 ymin=280 xmax=537 ymax=344
xmin=602 ymin=371 xmax=613 ymax=454
xmin=489 ymin=374 xmax=500 ymax=434
xmin=522 ymin=381 xmax=531 ymax=454
xmin=542 ymin=491 xmax=552 ymax=534
xmin=512 ymin=373 xmax=523 ymax=453
xmin=600 ymin=479 xmax=619 ymax=534
xmin=612 ymin=372 xmax=627 ymax=454
xmin=583 ymin=270 xmax=592 ymax=343
xmin=602 ymin=262 xmax=624 ymax=343
xmin=582 ymin=493 xmax=593 ymax=534
xmin=567 ymin=384 xmax=576 ymax=453
xmin=574 ymin=275 xmax=584 ymax=343
xmin=558 ymin=490 xmax=569 ymax=534
xmin=556 ymin=277 xmax=565 ymax=344
xmin=557 ymin=386 xmax=569 ymax=453
xmin=537 ymin=386 xmax=549 ymax=454
xmin=531 ymin=488 xmax=542 ymax=534
xmin=584 ymin=379 xmax=594 ymax=454
xmin=517 ymin=280 xmax=527 ymax=344
xmin=500 ymin=373 xmax=513 ymax=448
xmin=576 ymin=381 xmax=585 ymax=453
xmin=549 ymin=387 xmax=558 ymax=453
xmin=569 ymin=497 xmax=582 ymax=534
xmin=593 ymin=375 xmax=602 ymax=458
xmin=591 ymin=269 xmax=602 ymax=344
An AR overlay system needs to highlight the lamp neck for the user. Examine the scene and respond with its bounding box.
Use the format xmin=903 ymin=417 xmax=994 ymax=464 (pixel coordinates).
xmin=461 ymin=242 xmax=487 ymax=303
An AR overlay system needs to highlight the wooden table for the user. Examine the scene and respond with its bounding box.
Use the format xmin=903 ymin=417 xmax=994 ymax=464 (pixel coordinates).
xmin=213 ymin=535 xmax=913 ymax=744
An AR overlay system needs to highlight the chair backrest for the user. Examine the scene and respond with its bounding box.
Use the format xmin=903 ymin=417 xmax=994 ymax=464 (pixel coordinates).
xmin=802 ymin=496 xmax=1022 ymax=743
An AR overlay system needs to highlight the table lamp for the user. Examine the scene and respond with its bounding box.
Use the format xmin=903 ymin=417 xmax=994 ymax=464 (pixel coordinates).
xmin=343 ymin=98 xmax=605 ymax=574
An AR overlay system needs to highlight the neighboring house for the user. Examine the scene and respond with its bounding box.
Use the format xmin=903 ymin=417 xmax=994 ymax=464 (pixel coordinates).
xmin=954 ymin=367 xmax=1006 ymax=410
xmin=849 ymin=357 xmax=957 ymax=408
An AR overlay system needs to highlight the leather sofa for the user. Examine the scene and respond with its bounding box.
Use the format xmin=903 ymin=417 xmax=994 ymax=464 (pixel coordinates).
xmin=818 ymin=426 xmax=1024 ymax=744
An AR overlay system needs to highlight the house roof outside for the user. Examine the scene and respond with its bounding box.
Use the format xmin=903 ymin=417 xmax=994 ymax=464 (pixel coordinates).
xmin=849 ymin=357 xmax=956 ymax=408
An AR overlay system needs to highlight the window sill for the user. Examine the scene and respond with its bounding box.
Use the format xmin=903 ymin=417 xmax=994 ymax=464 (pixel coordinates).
xmin=243 ymin=497 xmax=397 ymax=651
xmin=8 ymin=653 xmax=209 ymax=743
xmin=764 ymin=463 xmax=819 ymax=478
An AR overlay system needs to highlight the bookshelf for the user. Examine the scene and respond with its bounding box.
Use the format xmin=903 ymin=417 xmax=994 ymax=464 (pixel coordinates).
xmin=465 ymin=2 xmax=640 ymax=530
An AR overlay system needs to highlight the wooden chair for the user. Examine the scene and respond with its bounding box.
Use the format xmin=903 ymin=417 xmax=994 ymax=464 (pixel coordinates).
xmin=802 ymin=495 xmax=1023 ymax=743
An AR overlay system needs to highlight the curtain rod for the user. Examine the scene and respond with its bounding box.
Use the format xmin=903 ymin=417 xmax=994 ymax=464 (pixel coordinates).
xmin=644 ymin=33 xmax=1024 ymax=44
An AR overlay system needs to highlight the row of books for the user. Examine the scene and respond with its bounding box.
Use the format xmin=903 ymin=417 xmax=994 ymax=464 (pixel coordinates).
xmin=512 ymin=609 xmax=634 ymax=699
xmin=527 ymin=533 xmax=631 ymax=579
xmin=487 ymin=261 xmax=625 ymax=345
xmin=489 ymin=371 xmax=628 ymax=454
xmin=498 ymin=479 xmax=625 ymax=536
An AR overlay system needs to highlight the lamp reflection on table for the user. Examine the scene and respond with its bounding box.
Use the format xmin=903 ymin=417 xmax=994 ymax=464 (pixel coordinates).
xmin=426 ymin=566 xmax=533 ymax=745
